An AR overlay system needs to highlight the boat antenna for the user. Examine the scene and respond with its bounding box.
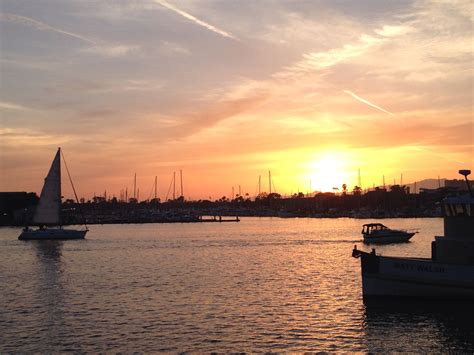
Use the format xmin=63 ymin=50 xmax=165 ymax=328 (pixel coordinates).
xmin=459 ymin=170 xmax=473 ymax=196
xmin=60 ymin=149 xmax=88 ymax=230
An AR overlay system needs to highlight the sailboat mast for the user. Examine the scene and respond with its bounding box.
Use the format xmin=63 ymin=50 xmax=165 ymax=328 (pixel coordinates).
xmin=59 ymin=148 xmax=62 ymax=203
xmin=269 ymin=170 xmax=272 ymax=194
xmin=134 ymin=173 xmax=137 ymax=200
xmin=58 ymin=148 xmax=62 ymax=226
xmin=154 ymin=176 xmax=157 ymax=200
xmin=180 ymin=169 xmax=183 ymax=199
xmin=173 ymin=171 xmax=176 ymax=200
xmin=61 ymin=148 xmax=88 ymax=230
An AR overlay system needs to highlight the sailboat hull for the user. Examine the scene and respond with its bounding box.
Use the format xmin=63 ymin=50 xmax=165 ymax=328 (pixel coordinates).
xmin=18 ymin=228 xmax=87 ymax=240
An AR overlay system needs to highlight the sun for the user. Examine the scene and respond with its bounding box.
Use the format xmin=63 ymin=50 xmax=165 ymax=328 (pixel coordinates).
xmin=308 ymin=152 xmax=352 ymax=193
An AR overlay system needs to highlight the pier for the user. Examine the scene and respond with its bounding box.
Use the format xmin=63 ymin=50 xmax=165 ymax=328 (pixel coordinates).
xmin=199 ymin=216 xmax=240 ymax=223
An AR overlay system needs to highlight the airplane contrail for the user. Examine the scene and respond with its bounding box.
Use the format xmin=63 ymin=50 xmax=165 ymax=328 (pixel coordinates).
xmin=343 ymin=90 xmax=396 ymax=117
xmin=0 ymin=13 xmax=98 ymax=45
xmin=154 ymin=0 xmax=239 ymax=41
xmin=412 ymin=146 xmax=465 ymax=164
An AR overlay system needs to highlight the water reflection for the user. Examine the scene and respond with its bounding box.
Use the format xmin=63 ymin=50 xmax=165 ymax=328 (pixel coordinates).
xmin=32 ymin=241 xmax=66 ymax=351
xmin=0 ymin=218 xmax=463 ymax=351
xmin=33 ymin=240 xmax=63 ymax=262
xmin=363 ymin=300 xmax=474 ymax=352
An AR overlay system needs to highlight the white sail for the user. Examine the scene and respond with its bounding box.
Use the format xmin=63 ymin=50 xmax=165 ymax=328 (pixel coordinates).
xmin=33 ymin=148 xmax=61 ymax=225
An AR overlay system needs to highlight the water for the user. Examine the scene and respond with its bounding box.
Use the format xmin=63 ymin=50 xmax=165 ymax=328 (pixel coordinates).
xmin=1 ymin=218 xmax=473 ymax=352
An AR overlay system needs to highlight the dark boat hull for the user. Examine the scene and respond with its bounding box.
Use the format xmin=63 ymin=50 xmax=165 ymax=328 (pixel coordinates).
xmin=18 ymin=228 xmax=87 ymax=240
xmin=363 ymin=232 xmax=415 ymax=244
xmin=353 ymin=249 xmax=474 ymax=300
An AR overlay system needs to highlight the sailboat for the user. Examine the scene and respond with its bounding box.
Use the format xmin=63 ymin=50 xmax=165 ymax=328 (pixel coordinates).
xmin=18 ymin=148 xmax=88 ymax=240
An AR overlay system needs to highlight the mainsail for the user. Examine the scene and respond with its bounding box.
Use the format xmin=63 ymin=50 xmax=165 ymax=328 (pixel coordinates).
xmin=33 ymin=148 xmax=61 ymax=225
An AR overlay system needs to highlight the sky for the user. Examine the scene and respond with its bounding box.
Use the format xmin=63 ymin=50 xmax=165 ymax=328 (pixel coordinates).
xmin=1 ymin=0 xmax=473 ymax=200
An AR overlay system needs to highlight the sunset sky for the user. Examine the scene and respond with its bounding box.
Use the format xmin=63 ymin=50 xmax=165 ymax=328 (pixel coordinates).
xmin=1 ymin=0 xmax=473 ymax=200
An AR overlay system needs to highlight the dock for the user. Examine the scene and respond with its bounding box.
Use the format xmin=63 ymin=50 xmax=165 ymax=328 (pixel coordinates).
xmin=199 ymin=216 xmax=240 ymax=223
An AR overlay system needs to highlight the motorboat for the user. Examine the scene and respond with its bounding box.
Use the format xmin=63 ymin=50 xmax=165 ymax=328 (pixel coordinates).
xmin=18 ymin=148 xmax=88 ymax=240
xmin=352 ymin=169 xmax=474 ymax=300
xmin=361 ymin=223 xmax=416 ymax=244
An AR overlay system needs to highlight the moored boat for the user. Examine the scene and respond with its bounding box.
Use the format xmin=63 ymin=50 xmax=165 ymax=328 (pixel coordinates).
xmin=353 ymin=170 xmax=474 ymax=300
xmin=18 ymin=148 xmax=88 ymax=240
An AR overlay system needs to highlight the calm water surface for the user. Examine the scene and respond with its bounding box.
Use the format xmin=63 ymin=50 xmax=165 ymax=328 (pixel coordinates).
xmin=1 ymin=218 xmax=473 ymax=352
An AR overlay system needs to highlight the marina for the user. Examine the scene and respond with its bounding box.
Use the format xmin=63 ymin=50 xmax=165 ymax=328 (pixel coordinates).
xmin=1 ymin=0 xmax=472 ymax=352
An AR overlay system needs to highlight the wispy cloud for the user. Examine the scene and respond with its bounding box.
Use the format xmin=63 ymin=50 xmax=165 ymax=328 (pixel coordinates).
xmin=1 ymin=13 xmax=141 ymax=58
xmin=0 ymin=127 xmax=71 ymax=146
xmin=0 ymin=101 xmax=32 ymax=111
xmin=159 ymin=40 xmax=191 ymax=56
xmin=375 ymin=25 xmax=415 ymax=37
xmin=123 ymin=80 xmax=165 ymax=91
xmin=274 ymin=34 xmax=384 ymax=79
xmin=154 ymin=0 xmax=239 ymax=41
xmin=343 ymin=90 xmax=396 ymax=117
xmin=80 ymin=44 xmax=140 ymax=57
xmin=0 ymin=13 xmax=98 ymax=45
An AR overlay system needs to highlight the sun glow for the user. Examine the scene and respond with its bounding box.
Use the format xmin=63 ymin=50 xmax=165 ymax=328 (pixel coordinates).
xmin=307 ymin=152 xmax=353 ymax=193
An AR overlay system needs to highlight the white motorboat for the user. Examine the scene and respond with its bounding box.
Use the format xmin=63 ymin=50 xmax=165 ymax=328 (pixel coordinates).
xmin=362 ymin=223 xmax=416 ymax=244
xmin=18 ymin=148 xmax=88 ymax=240
xmin=353 ymin=170 xmax=474 ymax=300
